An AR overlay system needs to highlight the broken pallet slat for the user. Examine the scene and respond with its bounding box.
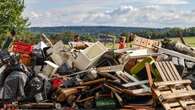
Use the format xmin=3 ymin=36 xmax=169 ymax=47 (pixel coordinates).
xmin=154 ymin=80 xmax=191 ymax=87
xmin=160 ymin=90 xmax=195 ymax=101
xmin=163 ymin=101 xmax=195 ymax=110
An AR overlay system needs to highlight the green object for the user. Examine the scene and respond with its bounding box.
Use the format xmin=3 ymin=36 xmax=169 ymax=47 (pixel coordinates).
xmin=130 ymin=57 xmax=159 ymax=80
xmin=130 ymin=57 xmax=154 ymax=75
xmin=96 ymin=98 xmax=116 ymax=109
xmin=1 ymin=37 xmax=13 ymax=50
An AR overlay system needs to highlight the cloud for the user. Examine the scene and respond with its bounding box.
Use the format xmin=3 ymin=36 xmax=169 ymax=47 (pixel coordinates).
xmin=79 ymin=5 xmax=195 ymax=27
xmin=23 ymin=1 xmax=195 ymax=27
xmin=24 ymin=0 xmax=40 ymax=5
xmin=153 ymin=0 xmax=189 ymax=5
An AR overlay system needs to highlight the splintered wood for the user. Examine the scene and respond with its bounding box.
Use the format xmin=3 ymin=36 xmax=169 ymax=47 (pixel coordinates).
xmin=152 ymin=61 xmax=195 ymax=110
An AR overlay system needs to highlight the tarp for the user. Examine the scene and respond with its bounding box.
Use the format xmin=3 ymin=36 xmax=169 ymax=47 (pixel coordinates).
xmin=0 ymin=71 xmax=27 ymax=100
xmin=34 ymin=41 xmax=48 ymax=50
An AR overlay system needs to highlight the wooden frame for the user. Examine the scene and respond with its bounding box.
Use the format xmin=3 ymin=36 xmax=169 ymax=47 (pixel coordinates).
xmin=146 ymin=61 xmax=195 ymax=110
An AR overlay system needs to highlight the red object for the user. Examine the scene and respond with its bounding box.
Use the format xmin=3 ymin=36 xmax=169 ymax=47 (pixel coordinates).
xmin=118 ymin=41 xmax=126 ymax=49
xmin=12 ymin=41 xmax=33 ymax=54
xmin=51 ymin=78 xmax=64 ymax=90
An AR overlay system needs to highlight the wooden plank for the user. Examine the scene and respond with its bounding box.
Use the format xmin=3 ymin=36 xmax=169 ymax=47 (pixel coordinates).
xmin=157 ymin=87 xmax=190 ymax=92
xmin=161 ymin=62 xmax=175 ymax=81
xmin=168 ymin=100 xmax=195 ymax=108
xmin=169 ymin=61 xmax=182 ymax=80
xmin=154 ymin=80 xmax=191 ymax=87
xmin=179 ymin=100 xmax=187 ymax=110
xmin=163 ymin=102 xmax=171 ymax=110
xmin=122 ymin=80 xmax=148 ymax=88
xmin=168 ymin=84 xmax=187 ymax=110
xmin=158 ymin=62 xmax=171 ymax=81
xmin=164 ymin=61 xmax=178 ymax=80
xmin=161 ymin=90 xmax=195 ymax=101
xmin=165 ymin=61 xmax=178 ymax=80
xmin=145 ymin=63 xmax=153 ymax=87
xmin=153 ymin=61 xmax=195 ymax=110
xmin=169 ymin=61 xmax=192 ymax=91
xmin=96 ymin=65 xmax=124 ymax=73
xmin=155 ymin=62 xmax=168 ymax=81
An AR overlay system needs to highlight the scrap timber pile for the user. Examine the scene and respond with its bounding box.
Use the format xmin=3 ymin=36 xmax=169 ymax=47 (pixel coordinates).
xmin=1 ymin=34 xmax=195 ymax=110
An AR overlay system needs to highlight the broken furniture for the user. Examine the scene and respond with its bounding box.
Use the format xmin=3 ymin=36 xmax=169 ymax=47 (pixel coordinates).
xmin=73 ymin=41 xmax=108 ymax=70
xmin=42 ymin=61 xmax=59 ymax=77
xmin=147 ymin=61 xmax=195 ymax=110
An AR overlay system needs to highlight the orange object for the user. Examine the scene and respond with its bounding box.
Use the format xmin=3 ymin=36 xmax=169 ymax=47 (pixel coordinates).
xmin=12 ymin=41 xmax=33 ymax=54
xmin=118 ymin=37 xmax=126 ymax=49
xmin=20 ymin=54 xmax=32 ymax=65
xmin=118 ymin=41 xmax=126 ymax=49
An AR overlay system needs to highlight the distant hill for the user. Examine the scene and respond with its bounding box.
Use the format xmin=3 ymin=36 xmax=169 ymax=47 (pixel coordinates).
xmin=29 ymin=26 xmax=168 ymax=35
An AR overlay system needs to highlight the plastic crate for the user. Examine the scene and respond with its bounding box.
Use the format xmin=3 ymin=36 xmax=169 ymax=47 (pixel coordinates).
xmin=12 ymin=41 xmax=33 ymax=54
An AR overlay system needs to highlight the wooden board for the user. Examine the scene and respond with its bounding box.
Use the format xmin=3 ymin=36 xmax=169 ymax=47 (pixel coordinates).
xmin=161 ymin=90 xmax=195 ymax=101
xmin=154 ymin=80 xmax=191 ymax=87
xmin=150 ymin=61 xmax=195 ymax=110
xmin=132 ymin=36 xmax=160 ymax=49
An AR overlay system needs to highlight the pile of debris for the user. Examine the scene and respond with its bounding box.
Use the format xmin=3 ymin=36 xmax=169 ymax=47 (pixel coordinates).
xmin=1 ymin=34 xmax=195 ymax=110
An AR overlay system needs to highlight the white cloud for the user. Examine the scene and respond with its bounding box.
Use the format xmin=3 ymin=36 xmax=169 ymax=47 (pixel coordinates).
xmin=24 ymin=0 xmax=40 ymax=5
xmin=150 ymin=0 xmax=189 ymax=5
xmin=23 ymin=2 xmax=195 ymax=27
xmin=31 ymin=11 xmax=40 ymax=18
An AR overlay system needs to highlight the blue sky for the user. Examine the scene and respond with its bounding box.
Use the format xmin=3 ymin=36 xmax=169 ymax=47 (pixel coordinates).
xmin=23 ymin=0 xmax=195 ymax=27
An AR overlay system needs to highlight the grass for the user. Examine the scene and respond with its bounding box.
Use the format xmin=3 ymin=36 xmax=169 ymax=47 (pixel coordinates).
xmin=170 ymin=36 xmax=195 ymax=47
xmin=104 ymin=36 xmax=195 ymax=49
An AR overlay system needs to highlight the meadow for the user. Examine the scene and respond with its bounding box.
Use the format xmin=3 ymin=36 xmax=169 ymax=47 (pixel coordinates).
xmin=170 ymin=36 xmax=195 ymax=47
xmin=104 ymin=36 xmax=195 ymax=49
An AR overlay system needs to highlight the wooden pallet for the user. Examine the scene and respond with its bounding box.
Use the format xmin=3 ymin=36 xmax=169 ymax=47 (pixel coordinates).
xmin=146 ymin=61 xmax=195 ymax=110
xmin=132 ymin=36 xmax=159 ymax=49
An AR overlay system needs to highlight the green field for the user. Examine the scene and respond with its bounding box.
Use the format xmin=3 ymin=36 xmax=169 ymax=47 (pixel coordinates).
xmin=170 ymin=36 xmax=195 ymax=47
xmin=104 ymin=36 xmax=195 ymax=49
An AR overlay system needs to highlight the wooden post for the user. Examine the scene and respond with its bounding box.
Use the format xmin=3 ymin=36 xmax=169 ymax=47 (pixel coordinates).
xmin=145 ymin=63 xmax=153 ymax=87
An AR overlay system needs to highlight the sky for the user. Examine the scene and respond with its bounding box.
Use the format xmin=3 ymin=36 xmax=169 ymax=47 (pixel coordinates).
xmin=23 ymin=0 xmax=195 ymax=28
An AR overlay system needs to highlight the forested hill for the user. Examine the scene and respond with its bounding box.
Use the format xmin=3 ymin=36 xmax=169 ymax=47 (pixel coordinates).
xmin=29 ymin=26 xmax=167 ymax=35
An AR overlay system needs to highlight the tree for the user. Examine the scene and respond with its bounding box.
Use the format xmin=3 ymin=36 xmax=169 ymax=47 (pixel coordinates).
xmin=0 ymin=0 xmax=29 ymax=35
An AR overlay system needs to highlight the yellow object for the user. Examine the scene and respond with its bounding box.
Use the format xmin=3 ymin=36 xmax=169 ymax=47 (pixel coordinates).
xmin=130 ymin=57 xmax=155 ymax=75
